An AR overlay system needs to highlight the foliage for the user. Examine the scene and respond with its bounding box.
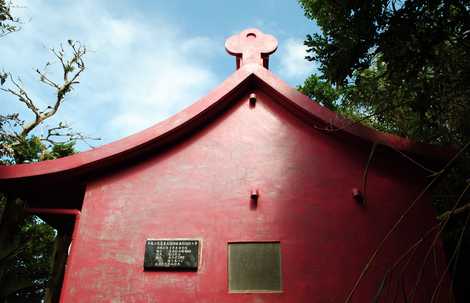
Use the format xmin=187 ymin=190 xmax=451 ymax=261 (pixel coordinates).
xmin=0 ymin=203 xmax=57 ymax=302
xmin=299 ymin=0 xmax=470 ymax=301
xmin=0 ymin=133 xmax=77 ymax=165
xmin=299 ymin=74 xmax=341 ymax=111
xmin=299 ymin=0 xmax=470 ymax=145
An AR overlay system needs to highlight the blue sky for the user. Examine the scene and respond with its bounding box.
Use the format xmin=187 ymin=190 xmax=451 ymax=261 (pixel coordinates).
xmin=1 ymin=0 xmax=320 ymax=149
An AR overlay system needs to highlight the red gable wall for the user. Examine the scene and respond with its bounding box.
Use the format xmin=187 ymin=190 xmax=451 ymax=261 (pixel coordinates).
xmin=61 ymin=87 xmax=450 ymax=302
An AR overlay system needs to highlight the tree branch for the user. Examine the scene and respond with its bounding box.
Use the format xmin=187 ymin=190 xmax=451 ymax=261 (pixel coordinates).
xmin=437 ymin=202 xmax=470 ymax=221
xmin=345 ymin=140 xmax=470 ymax=303
xmin=39 ymin=121 xmax=99 ymax=149
xmin=1 ymin=41 xmax=87 ymax=139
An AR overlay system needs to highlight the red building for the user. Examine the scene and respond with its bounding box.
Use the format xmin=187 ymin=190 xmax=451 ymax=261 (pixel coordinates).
xmin=0 ymin=29 xmax=453 ymax=302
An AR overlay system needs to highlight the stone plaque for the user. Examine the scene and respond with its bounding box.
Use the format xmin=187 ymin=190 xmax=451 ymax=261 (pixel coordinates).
xmin=144 ymin=239 xmax=199 ymax=271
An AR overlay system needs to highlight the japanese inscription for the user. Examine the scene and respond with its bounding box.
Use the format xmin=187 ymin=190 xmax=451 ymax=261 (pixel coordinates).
xmin=144 ymin=239 xmax=199 ymax=271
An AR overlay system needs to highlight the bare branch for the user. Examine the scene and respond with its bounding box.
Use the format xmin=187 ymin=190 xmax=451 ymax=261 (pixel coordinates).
xmin=391 ymin=146 xmax=438 ymax=175
xmin=431 ymin=205 xmax=470 ymax=302
xmin=46 ymin=41 xmax=86 ymax=120
xmin=361 ymin=142 xmax=378 ymax=205
xmin=408 ymin=182 xmax=470 ymax=302
xmin=36 ymin=68 xmax=59 ymax=89
xmin=39 ymin=121 xmax=100 ymax=149
xmin=51 ymin=46 xmax=67 ymax=81
xmin=437 ymin=201 xmax=470 ymax=221
xmin=372 ymin=223 xmax=442 ymax=302
xmin=1 ymin=40 xmax=88 ymax=139
xmin=0 ymin=75 xmax=41 ymax=128
xmin=344 ymin=140 xmax=470 ymax=303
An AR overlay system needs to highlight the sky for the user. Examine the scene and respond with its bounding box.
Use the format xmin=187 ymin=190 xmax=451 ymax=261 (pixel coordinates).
xmin=1 ymin=0 xmax=320 ymax=150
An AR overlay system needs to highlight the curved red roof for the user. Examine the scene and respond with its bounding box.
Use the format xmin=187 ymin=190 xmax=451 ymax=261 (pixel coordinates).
xmin=0 ymin=63 xmax=453 ymax=183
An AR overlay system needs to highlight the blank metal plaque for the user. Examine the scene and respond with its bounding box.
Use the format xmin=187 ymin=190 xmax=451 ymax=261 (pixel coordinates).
xmin=228 ymin=242 xmax=282 ymax=292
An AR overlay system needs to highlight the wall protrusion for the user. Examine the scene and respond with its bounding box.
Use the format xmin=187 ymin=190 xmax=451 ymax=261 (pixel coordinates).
xmin=352 ymin=187 xmax=364 ymax=204
xmin=249 ymin=93 xmax=257 ymax=107
xmin=250 ymin=188 xmax=259 ymax=209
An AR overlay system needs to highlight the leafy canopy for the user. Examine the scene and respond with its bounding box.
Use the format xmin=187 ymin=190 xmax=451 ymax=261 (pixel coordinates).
xmin=299 ymin=0 xmax=470 ymax=145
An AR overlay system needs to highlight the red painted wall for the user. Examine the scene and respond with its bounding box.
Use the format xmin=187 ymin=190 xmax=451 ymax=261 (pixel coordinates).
xmin=62 ymin=88 xmax=450 ymax=302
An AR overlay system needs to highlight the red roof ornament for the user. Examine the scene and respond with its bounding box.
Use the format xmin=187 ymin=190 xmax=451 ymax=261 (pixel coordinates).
xmin=225 ymin=28 xmax=278 ymax=70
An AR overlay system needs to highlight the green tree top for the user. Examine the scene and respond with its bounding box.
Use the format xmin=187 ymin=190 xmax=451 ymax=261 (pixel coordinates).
xmin=299 ymin=0 xmax=470 ymax=145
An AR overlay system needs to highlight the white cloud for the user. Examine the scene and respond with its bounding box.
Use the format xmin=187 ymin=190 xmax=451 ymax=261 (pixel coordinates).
xmin=110 ymin=56 xmax=216 ymax=135
xmin=278 ymin=38 xmax=316 ymax=79
xmin=106 ymin=19 xmax=138 ymax=47
xmin=1 ymin=0 xmax=219 ymax=147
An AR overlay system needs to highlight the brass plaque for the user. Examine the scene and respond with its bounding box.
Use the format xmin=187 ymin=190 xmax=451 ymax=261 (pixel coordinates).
xmin=228 ymin=242 xmax=282 ymax=292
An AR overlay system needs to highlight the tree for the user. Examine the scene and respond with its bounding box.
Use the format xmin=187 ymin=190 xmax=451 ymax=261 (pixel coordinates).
xmin=299 ymin=0 xmax=470 ymax=145
xmin=1 ymin=40 xmax=91 ymax=164
xmin=298 ymin=0 xmax=470 ymax=301
xmin=0 ymin=38 xmax=93 ymax=302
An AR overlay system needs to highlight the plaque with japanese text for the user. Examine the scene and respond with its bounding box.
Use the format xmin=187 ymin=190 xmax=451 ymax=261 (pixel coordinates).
xmin=144 ymin=239 xmax=199 ymax=271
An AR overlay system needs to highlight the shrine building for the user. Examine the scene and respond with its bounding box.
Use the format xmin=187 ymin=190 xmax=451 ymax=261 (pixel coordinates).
xmin=0 ymin=29 xmax=454 ymax=302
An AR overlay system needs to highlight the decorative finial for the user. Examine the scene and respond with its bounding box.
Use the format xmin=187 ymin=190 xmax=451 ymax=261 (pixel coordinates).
xmin=225 ymin=28 xmax=278 ymax=70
